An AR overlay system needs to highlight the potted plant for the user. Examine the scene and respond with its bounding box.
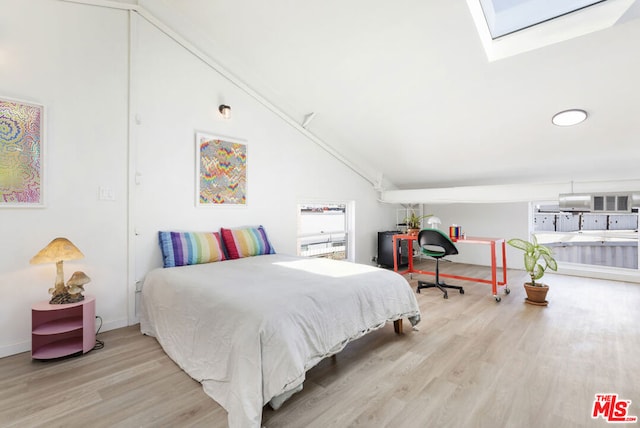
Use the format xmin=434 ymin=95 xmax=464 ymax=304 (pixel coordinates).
xmin=403 ymin=212 xmax=432 ymax=236
xmin=507 ymin=235 xmax=558 ymax=306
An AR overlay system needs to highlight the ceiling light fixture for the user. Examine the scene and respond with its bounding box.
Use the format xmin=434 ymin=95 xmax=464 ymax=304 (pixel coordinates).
xmin=552 ymin=109 xmax=587 ymax=126
xmin=218 ymin=104 xmax=231 ymax=119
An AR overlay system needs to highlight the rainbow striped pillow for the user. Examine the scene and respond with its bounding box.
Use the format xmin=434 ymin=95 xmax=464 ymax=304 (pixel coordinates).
xmin=159 ymin=231 xmax=226 ymax=268
xmin=220 ymin=226 xmax=275 ymax=259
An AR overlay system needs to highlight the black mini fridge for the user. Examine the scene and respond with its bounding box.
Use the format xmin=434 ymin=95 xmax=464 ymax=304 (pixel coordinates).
xmin=377 ymin=231 xmax=409 ymax=269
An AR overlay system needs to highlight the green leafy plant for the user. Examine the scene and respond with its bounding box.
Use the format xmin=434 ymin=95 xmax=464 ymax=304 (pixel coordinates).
xmin=403 ymin=212 xmax=433 ymax=230
xmin=507 ymin=235 xmax=558 ymax=286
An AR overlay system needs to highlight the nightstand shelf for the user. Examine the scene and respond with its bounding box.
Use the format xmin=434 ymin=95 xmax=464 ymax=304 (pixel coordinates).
xmin=32 ymin=316 xmax=83 ymax=335
xmin=32 ymin=337 xmax=84 ymax=359
xmin=31 ymin=296 xmax=95 ymax=360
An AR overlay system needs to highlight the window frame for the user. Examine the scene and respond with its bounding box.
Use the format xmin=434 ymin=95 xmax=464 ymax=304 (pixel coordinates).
xmin=296 ymin=200 xmax=355 ymax=262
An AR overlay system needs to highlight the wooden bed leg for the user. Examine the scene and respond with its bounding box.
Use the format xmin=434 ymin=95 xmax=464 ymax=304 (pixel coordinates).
xmin=393 ymin=319 xmax=403 ymax=335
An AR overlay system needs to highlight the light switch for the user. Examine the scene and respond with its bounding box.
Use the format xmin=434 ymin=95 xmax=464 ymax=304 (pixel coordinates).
xmin=98 ymin=186 xmax=115 ymax=201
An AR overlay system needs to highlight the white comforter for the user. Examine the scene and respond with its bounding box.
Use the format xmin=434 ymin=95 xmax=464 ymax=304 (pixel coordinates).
xmin=140 ymin=254 xmax=420 ymax=428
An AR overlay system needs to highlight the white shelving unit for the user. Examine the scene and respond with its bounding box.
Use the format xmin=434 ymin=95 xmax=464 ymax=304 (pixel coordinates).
xmin=396 ymin=204 xmax=425 ymax=232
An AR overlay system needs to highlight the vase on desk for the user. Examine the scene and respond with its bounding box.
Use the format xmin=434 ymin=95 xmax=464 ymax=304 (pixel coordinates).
xmin=407 ymin=228 xmax=420 ymax=236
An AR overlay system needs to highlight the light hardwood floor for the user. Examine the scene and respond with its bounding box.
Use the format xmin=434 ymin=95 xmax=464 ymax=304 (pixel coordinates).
xmin=1 ymin=262 xmax=639 ymax=427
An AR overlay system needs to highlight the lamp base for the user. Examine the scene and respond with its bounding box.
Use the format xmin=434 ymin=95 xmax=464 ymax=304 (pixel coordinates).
xmin=49 ymin=292 xmax=85 ymax=305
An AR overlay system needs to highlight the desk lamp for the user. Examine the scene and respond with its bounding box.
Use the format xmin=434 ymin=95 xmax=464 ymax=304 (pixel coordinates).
xmin=30 ymin=237 xmax=86 ymax=304
xmin=426 ymin=216 xmax=441 ymax=229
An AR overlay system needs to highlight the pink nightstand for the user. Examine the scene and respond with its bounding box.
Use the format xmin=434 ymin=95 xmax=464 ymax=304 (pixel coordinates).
xmin=31 ymin=295 xmax=96 ymax=359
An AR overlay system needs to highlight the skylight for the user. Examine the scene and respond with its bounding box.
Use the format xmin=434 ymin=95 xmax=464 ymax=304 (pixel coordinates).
xmin=479 ymin=0 xmax=606 ymax=39
xmin=467 ymin=0 xmax=637 ymax=61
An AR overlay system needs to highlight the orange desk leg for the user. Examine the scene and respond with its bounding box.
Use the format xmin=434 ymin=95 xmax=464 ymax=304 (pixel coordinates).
xmin=501 ymin=240 xmax=508 ymax=285
xmin=392 ymin=237 xmax=398 ymax=272
xmin=490 ymin=240 xmax=497 ymax=296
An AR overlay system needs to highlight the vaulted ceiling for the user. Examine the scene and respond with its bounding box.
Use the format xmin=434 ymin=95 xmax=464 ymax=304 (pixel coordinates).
xmin=138 ymin=0 xmax=640 ymax=192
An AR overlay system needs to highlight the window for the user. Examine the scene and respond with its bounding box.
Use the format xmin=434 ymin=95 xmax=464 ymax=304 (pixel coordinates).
xmin=297 ymin=202 xmax=353 ymax=261
xmin=593 ymin=194 xmax=629 ymax=212
xmin=533 ymin=201 xmax=639 ymax=270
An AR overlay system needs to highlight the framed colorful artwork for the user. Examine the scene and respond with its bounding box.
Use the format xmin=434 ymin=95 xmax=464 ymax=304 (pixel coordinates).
xmin=196 ymin=132 xmax=247 ymax=206
xmin=0 ymin=97 xmax=45 ymax=207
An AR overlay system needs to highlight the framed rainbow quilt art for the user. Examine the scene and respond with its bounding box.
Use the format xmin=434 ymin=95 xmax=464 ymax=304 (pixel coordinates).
xmin=196 ymin=132 xmax=247 ymax=206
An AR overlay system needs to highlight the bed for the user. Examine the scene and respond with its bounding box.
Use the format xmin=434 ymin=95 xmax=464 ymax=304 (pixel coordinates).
xmin=140 ymin=253 xmax=421 ymax=428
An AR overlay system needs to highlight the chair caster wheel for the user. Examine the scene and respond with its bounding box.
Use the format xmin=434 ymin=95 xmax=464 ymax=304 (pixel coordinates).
xmin=505 ymin=288 xmax=511 ymax=295
xmin=460 ymin=289 xmax=465 ymax=294
xmin=416 ymin=288 xmax=421 ymax=294
xmin=495 ymin=296 xmax=502 ymax=302
xmin=443 ymin=293 xmax=448 ymax=299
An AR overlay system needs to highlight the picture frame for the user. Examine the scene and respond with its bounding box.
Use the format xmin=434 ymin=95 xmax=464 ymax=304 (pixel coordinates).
xmin=195 ymin=132 xmax=247 ymax=206
xmin=0 ymin=96 xmax=45 ymax=208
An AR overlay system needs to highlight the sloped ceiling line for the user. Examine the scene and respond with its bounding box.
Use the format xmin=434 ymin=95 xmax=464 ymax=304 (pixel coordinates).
xmin=62 ymin=0 xmax=640 ymax=202
xmin=60 ymin=0 xmax=380 ymax=188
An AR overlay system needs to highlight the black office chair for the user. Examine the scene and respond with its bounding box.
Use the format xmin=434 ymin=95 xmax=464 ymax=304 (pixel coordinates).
xmin=416 ymin=228 xmax=464 ymax=299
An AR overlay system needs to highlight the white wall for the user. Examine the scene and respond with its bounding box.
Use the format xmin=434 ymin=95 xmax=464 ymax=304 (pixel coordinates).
xmin=0 ymin=0 xmax=130 ymax=357
xmin=423 ymin=202 xmax=530 ymax=270
xmin=131 ymin=14 xmax=395 ymax=281
xmin=0 ymin=1 xmax=396 ymax=357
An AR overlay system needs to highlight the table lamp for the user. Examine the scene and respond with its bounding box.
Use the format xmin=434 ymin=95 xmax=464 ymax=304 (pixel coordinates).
xmin=426 ymin=216 xmax=441 ymax=229
xmin=30 ymin=237 xmax=85 ymax=304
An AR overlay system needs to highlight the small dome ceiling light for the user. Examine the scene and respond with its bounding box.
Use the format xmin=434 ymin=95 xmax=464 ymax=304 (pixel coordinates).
xmin=552 ymin=109 xmax=587 ymax=126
